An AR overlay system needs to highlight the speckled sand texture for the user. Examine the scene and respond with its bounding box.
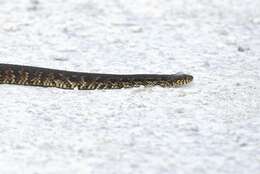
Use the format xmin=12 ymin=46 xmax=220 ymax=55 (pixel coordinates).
xmin=0 ymin=0 xmax=259 ymax=174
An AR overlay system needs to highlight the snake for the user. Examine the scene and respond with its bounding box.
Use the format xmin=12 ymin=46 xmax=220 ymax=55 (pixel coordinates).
xmin=0 ymin=63 xmax=193 ymax=90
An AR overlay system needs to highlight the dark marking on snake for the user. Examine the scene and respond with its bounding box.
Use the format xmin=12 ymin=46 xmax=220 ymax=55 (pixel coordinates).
xmin=0 ymin=64 xmax=193 ymax=90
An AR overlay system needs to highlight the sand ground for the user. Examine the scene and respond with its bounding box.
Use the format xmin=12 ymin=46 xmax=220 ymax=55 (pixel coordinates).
xmin=0 ymin=0 xmax=259 ymax=173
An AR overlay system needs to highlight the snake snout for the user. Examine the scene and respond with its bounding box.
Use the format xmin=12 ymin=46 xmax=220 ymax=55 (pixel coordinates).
xmin=186 ymin=74 xmax=193 ymax=82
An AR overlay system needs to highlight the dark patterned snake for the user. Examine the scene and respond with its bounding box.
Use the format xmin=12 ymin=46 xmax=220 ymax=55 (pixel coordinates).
xmin=0 ymin=63 xmax=193 ymax=90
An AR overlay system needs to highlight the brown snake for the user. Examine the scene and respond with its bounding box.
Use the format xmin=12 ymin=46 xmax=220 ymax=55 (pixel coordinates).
xmin=0 ymin=64 xmax=193 ymax=90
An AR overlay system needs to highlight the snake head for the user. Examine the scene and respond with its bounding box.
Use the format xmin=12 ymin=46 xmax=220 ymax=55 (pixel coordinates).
xmin=172 ymin=74 xmax=193 ymax=86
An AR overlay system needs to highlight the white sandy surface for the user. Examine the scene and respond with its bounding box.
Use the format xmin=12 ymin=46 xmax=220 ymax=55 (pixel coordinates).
xmin=0 ymin=0 xmax=259 ymax=174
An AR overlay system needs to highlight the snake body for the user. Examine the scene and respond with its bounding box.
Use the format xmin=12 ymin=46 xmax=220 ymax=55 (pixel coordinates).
xmin=0 ymin=63 xmax=193 ymax=90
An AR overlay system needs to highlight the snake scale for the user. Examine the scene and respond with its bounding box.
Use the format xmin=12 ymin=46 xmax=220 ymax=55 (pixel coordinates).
xmin=0 ymin=63 xmax=193 ymax=90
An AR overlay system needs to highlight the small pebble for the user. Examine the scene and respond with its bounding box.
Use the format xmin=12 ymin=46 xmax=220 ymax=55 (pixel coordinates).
xmin=238 ymin=46 xmax=249 ymax=52
xmin=131 ymin=26 xmax=143 ymax=33
xmin=175 ymin=108 xmax=184 ymax=113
